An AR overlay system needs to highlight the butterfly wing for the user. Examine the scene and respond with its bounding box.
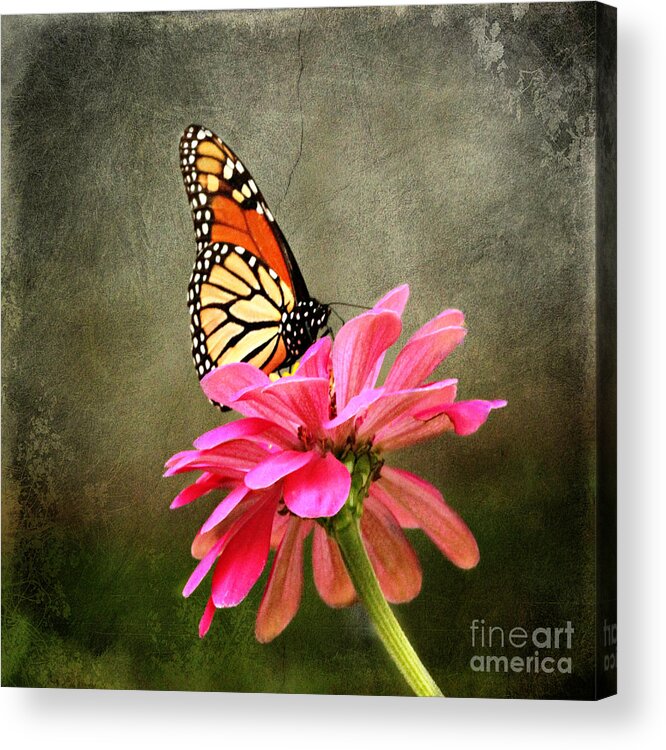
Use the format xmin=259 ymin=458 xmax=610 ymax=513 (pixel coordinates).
xmin=180 ymin=125 xmax=330 ymax=385
xmin=179 ymin=124 xmax=309 ymax=299
xmin=188 ymin=243 xmax=295 ymax=379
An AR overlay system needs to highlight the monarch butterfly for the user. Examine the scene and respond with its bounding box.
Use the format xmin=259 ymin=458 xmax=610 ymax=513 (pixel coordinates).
xmin=179 ymin=125 xmax=330 ymax=383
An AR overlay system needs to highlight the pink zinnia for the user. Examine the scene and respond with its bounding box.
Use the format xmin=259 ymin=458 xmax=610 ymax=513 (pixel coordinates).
xmin=165 ymin=285 xmax=506 ymax=643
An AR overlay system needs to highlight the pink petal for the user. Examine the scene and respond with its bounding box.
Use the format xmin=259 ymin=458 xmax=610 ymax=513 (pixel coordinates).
xmin=163 ymin=439 xmax=269 ymax=477
xmin=200 ymin=483 xmax=251 ymax=533
xmin=191 ymin=493 xmax=265 ymax=560
xmin=199 ymin=597 xmax=216 ymax=638
xmin=283 ymin=452 xmax=351 ymax=518
xmin=324 ymin=387 xmax=385 ymax=431
xmin=383 ymin=326 xmax=467 ymax=392
xmin=361 ymin=496 xmax=422 ymax=603
xmin=312 ymin=525 xmax=356 ymax=607
xmin=356 ymin=380 xmax=458 ymax=443
xmin=170 ymin=472 xmax=220 ymax=509
xmin=245 ymin=450 xmax=315 ymax=490
xmin=296 ymin=336 xmax=332 ymax=379
xmin=369 ymin=482 xmax=419 ymax=528
xmin=193 ymin=418 xmax=281 ymax=450
xmin=201 ymin=363 xmax=270 ymax=409
xmin=164 ymin=457 xmax=243 ymax=480
xmin=411 ymin=308 xmax=465 ymax=337
xmin=270 ymin=511 xmax=290 ymax=548
xmin=231 ymin=377 xmax=330 ymax=436
xmin=373 ymin=284 xmax=410 ymax=316
xmin=255 ymin=517 xmax=313 ymax=643
xmin=372 ymin=411 xmax=455 ymax=453
xmin=376 ymin=467 xmax=479 ymax=569
xmin=165 ymin=449 xmax=195 ymax=469
xmin=211 ymin=491 xmax=278 ymax=607
xmin=256 ymin=377 xmax=331 ymax=436
xmin=324 ymin=388 xmax=386 ymax=454
xmin=332 ymin=309 xmax=402 ymax=410
xmin=183 ymin=536 xmax=227 ymax=597
xmin=416 ymin=399 xmax=507 ymax=436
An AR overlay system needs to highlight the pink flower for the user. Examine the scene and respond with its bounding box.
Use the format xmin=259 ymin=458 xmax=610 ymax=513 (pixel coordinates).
xmin=165 ymin=285 xmax=506 ymax=643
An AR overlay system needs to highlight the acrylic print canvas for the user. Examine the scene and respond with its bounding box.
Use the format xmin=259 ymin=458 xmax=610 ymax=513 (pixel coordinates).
xmin=1 ymin=3 xmax=616 ymax=699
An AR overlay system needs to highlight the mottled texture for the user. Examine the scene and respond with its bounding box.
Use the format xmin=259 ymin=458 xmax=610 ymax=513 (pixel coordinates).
xmin=2 ymin=3 xmax=607 ymax=697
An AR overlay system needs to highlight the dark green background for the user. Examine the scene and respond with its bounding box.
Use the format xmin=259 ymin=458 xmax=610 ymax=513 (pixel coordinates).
xmin=2 ymin=3 xmax=600 ymax=697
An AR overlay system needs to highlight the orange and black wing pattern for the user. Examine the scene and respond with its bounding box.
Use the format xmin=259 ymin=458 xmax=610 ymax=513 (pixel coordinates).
xmin=187 ymin=243 xmax=297 ymax=378
xmin=179 ymin=124 xmax=308 ymax=298
xmin=180 ymin=125 xmax=330 ymax=382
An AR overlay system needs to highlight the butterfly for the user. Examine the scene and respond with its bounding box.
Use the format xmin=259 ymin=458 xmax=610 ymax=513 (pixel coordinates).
xmin=179 ymin=125 xmax=330 ymax=384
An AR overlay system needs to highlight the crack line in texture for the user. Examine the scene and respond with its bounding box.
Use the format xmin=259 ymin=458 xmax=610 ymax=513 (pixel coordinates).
xmin=280 ymin=8 xmax=306 ymax=210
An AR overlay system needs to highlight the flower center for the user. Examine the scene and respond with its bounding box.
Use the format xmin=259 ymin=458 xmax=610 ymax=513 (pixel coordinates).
xmin=297 ymin=425 xmax=334 ymax=457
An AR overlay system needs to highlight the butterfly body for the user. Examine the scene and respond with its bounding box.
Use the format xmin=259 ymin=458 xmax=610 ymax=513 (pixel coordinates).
xmin=180 ymin=125 xmax=330 ymax=380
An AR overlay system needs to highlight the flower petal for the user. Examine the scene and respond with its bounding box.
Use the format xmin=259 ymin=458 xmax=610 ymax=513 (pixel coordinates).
xmin=324 ymin=388 xmax=387 ymax=452
xmin=356 ymin=379 xmax=458 ymax=443
xmin=410 ymin=308 xmax=465 ymax=337
xmin=200 ymin=483 xmax=251 ymax=533
xmin=296 ymin=336 xmax=332 ymax=379
xmin=165 ymin=449 xmax=195 ymax=469
xmin=332 ymin=309 xmax=402 ymax=409
xmin=191 ymin=493 xmax=264 ymax=560
xmin=369 ymin=482 xmax=419 ymax=528
xmin=163 ymin=440 xmax=269 ymax=477
xmin=211 ymin=491 xmax=278 ymax=607
xmin=170 ymin=472 xmax=220 ymax=509
xmin=257 ymin=377 xmax=331 ymax=436
xmin=193 ymin=417 xmax=285 ymax=451
xmin=199 ymin=597 xmax=216 ymax=638
xmin=245 ymin=450 xmax=315 ymax=490
xmin=383 ymin=326 xmax=466 ymax=392
xmin=201 ymin=362 xmax=271 ymax=407
xmin=255 ymin=517 xmax=313 ymax=643
xmin=270 ymin=511 xmax=290 ymax=548
xmin=324 ymin=387 xmax=385 ymax=431
xmin=183 ymin=536 xmax=227 ymax=597
xmin=283 ymin=452 xmax=351 ymax=518
xmin=361 ymin=496 xmax=422 ymax=603
xmin=372 ymin=412 xmax=455 ymax=453
xmin=416 ymin=399 xmax=507 ymax=436
xmin=230 ymin=377 xmax=330 ymax=436
xmin=376 ymin=467 xmax=479 ymax=569
xmin=373 ymin=284 xmax=410 ymax=316
xmin=312 ymin=525 xmax=356 ymax=607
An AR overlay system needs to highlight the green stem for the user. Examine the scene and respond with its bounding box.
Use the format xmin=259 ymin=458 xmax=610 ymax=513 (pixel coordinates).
xmin=331 ymin=504 xmax=444 ymax=697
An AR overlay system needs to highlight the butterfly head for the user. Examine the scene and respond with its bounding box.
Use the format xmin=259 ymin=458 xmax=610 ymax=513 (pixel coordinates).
xmin=283 ymin=299 xmax=331 ymax=361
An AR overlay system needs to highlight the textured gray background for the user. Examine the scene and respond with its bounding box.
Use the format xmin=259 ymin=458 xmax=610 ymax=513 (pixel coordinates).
xmin=2 ymin=3 xmax=600 ymax=696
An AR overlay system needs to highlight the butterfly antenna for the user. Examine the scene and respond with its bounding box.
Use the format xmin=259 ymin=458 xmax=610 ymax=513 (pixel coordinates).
xmin=326 ymin=301 xmax=372 ymax=311
xmin=328 ymin=308 xmax=346 ymax=327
